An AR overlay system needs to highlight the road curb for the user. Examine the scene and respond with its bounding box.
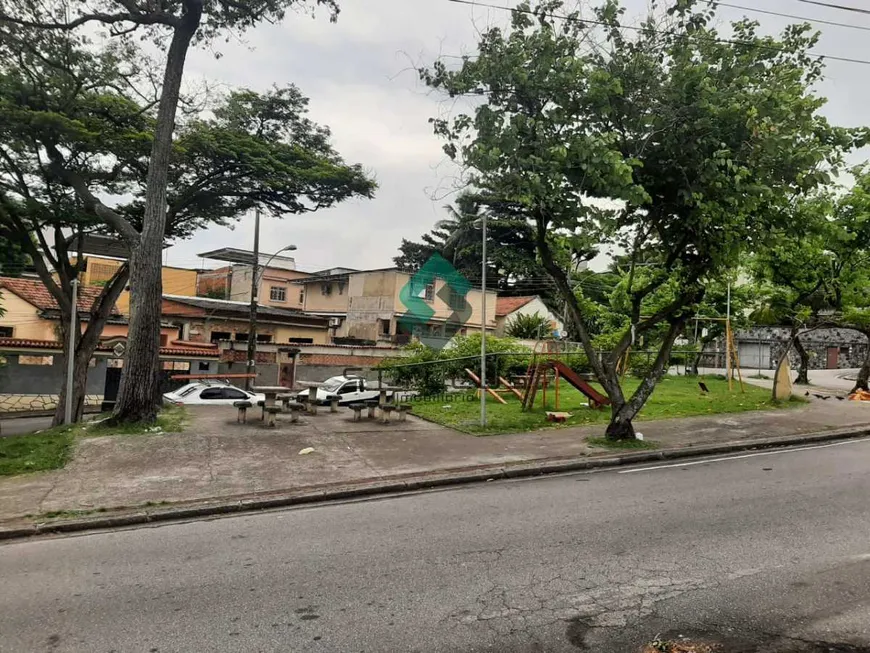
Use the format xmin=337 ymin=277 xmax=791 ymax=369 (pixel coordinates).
xmin=2 ymin=425 xmax=868 ymax=541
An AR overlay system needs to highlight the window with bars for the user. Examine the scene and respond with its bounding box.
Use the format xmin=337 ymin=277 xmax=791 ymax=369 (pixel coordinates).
xmin=270 ymin=286 xmax=287 ymax=302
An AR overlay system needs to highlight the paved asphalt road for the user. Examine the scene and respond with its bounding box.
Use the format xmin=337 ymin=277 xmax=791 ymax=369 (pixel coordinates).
xmin=2 ymin=440 xmax=870 ymax=653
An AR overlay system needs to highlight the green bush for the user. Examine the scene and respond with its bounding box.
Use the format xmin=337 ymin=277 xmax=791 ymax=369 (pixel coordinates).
xmin=628 ymin=353 xmax=657 ymax=378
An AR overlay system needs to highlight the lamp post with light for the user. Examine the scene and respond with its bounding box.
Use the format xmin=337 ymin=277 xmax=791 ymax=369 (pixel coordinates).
xmin=245 ymin=207 xmax=297 ymax=390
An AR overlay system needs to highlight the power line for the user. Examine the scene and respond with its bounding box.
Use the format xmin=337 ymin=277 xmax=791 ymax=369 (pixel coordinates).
xmin=791 ymin=0 xmax=870 ymax=16
xmin=445 ymin=0 xmax=870 ymax=66
xmin=700 ymin=0 xmax=870 ymax=32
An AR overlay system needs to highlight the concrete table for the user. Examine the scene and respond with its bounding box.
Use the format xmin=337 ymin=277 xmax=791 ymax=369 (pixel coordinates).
xmin=252 ymin=386 xmax=290 ymax=421
xmin=295 ymin=381 xmax=325 ymax=415
xmin=369 ymin=384 xmax=404 ymax=407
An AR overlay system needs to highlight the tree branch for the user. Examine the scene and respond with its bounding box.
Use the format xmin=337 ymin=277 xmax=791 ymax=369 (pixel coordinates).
xmin=44 ymin=145 xmax=140 ymax=245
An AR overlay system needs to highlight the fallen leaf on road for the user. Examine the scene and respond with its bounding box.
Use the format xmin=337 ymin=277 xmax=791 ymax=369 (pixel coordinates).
xmin=298 ymin=447 xmax=314 ymax=455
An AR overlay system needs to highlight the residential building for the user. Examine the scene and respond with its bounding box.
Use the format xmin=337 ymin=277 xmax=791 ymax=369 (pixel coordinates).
xmin=0 ymin=336 xmax=220 ymax=414
xmin=73 ymin=255 xmax=199 ymax=314
xmin=0 ymin=276 xmax=176 ymax=344
xmin=198 ymin=247 xmax=311 ymax=310
xmin=494 ymin=295 xmax=565 ymax=338
xmin=296 ymin=267 xmax=497 ymax=344
xmin=161 ymin=295 xmax=331 ymax=346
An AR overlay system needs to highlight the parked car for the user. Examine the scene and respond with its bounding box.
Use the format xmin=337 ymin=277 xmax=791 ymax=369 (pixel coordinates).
xmin=163 ymin=382 xmax=265 ymax=406
xmin=295 ymin=375 xmax=391 ymax=406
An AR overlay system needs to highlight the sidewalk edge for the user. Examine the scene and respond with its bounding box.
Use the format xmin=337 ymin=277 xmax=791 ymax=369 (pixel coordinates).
xmin=2 ymin=425 xmax=868 ymax=541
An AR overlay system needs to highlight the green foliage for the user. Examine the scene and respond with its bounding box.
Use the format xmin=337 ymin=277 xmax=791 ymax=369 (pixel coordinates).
xmin=0 ymin=430 xmax=73 ymax=476
xmin=421 ymin=0 xmax=860 ymax=432
xmin=394 ymin=191 xmax=561 ymax=298
xmin=379 ymin=342 xmax=447 ymax=396
xmin=505 ymin=312 xmax=553 ymax=339
xmin=411 ymin=376 xmax=786 ymax=435
xmin=443 ymin=333 xmax=529 ymax=382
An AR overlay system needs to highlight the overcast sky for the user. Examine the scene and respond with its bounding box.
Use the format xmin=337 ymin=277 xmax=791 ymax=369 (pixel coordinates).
xmin=163 ymin=0 xmax=870 ymax=274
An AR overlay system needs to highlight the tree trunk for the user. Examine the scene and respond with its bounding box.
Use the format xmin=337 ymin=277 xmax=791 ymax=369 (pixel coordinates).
xmin=53 ymin=346 xmax=92 ymax=426
xmin=112 ymin=5 xmax=202 ymax=424
xmin=851 ymin=332 xmax=870 ymax=393
xmin=52 ymin=269 xmax=130 ymax=426
xmin=793 ymin=335 xmax=810 ymax=385
xmin=604 ymin=319 xmax=687 ymax=440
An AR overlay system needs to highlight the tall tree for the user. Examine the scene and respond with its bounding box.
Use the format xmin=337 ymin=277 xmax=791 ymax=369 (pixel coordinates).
xmin=0 ymin=0 xmax=342 ymax=423
xmin=395 ymin=191 xmax=562 ymax=298
xmin=0 ymin=30 xmax=375 ymax=425
xmin=422 ymin=0 xmax=858 ymax=439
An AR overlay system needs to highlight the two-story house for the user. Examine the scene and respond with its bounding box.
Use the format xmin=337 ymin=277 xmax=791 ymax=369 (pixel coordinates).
xmin=296 ymin=267 xmax=497 ymax=345
xmin=197 ymin=247 xmax=311 ymax=310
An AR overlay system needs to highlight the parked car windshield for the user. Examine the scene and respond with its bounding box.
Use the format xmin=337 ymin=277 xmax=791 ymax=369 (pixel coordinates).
xmin=321 ymin=379 xmax=343 ymax=392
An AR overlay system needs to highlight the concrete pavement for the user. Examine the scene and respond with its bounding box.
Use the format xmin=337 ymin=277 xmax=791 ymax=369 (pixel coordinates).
xmin=3 ymin=398 xmax=870 ymax=525
xmin=1 ymin=438 xmax=868 ymax=652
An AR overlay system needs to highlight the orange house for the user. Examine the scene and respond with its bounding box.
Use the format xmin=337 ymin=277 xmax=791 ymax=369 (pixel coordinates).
xmin=0 ymin=276 xmax=177 ymax=344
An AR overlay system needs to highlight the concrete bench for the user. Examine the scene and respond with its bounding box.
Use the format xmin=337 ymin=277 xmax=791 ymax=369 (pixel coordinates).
xmin=347 ymin=402 xmax=366 ymax=422
xmin=285 ymin=401 xmax=305 ymax=423
xmin=263 ymin=405 xmax=282 ymax=427
xmin=233 ymin=400 xmax=253 ymax=423
xmin=396 ymin=404 xmax=413 ymax=422
xmin=326 ymin=394 xmax=341 ymax=413
xmin=364 ymin=400 xmax=379 ymax=419
xmin=379 ymin=404 xmax=396 ymax=424
xmin=276 ymin=393 xmax=296 ymax=410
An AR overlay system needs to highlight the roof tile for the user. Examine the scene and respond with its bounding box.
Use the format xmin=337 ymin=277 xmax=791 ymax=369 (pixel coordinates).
xmin=0 ymin=277 xmax=121 ymax=316
xmin=495 ymin=295 xmax=537 ymax=317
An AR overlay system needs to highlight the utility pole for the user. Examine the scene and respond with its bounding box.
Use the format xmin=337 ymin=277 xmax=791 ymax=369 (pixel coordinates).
xmin=64 ymin=278 xmax=79 ymax=424
xmin=480 ymin=212 xmax=487 ymax=428
xmin=245 ymin=208 xmax=261 ymax=391
xmin=726 ymin=281 xmax=732 ymax=389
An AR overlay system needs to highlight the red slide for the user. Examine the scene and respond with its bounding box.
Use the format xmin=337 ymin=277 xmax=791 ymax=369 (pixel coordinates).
xmin=549 ymin=361 xmax=611 ymax=407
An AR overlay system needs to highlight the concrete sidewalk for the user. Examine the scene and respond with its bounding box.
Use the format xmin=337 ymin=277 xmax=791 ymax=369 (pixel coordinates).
xmin=1 ymin=397 xmax=869 ymax=526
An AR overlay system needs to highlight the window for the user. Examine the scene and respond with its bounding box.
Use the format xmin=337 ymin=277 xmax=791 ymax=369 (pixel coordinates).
xmin=299 ymin=289 xmax=305 ymax=305
xmin=338 ymin=381 xmax=359 ymax=395
xmin=160 ymin=334 xmax=169 ymax=347
xmin=222 ymin=388 xmax=248 ymax=400
xmin=198 ymin=362 xmax=210 ymax=372
xmin=379 ymin=319 xmax=391 ymax=336
xmin=270 ymin=286 xmax=287 ymax=302
xmin=288 ymin=337 xmax=314 ymax=344
xmin=256 ymin=334 xmax=273 ymax=343
xmin=234 ymin=332 xmax=249 ymax=342
xmin=210 ymin=331 xmax=231 ymax=343
xmin=414 ymin=282 xmax=435 ymax=302
xmin=321 ymin=283 xmax=332 ymax=296
xmin=199 ymin=388 xmax=224 ymax=400
xmin=19 ymin=355 xmax=53 ymax=366
xmin=448 ymin=288 xmax=466 ymax=311
xmin=0 ymin=326 xmax=13 ymax=338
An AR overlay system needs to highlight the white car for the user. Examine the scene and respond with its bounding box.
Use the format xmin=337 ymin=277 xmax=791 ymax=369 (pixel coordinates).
xmin=295 ymin=375 xmax=390 ymax=406
xmin=163 ymin=382 xmax=265 ymax=406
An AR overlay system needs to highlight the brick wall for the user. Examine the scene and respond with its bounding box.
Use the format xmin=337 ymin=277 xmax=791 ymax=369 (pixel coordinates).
xmin=298 ymin=353 xmax=388 ymax=367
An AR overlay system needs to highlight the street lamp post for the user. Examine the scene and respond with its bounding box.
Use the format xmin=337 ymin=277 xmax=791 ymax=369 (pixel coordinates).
xmin=480 ymin=212 xmax=487 ymax=428
xmin=245 ymin=206 xmax=297 ymax=390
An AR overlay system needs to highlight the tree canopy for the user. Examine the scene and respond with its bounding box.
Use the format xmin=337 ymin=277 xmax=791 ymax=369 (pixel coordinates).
xmin=0 ymin=22 xmax=375 ymax=424
xmin=422 ymin=0 xmax=862 ymax=438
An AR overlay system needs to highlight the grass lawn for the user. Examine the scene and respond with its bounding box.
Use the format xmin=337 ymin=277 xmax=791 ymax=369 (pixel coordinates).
xmin=0 ymin=405 xmax=187 ymax=477
xmin=411 ymin=375 xmax=801 ymax=435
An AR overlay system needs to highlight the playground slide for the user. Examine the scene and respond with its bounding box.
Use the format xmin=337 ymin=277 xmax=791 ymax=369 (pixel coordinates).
xmin=550 ymin=361 xmax=611 ymax=406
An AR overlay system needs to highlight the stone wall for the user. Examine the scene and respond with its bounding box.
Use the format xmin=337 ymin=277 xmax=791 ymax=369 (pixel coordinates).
xmin=0 ymin=393 xmax=103 ymax=413
xmin=730 ymin=327 xmax=870 ymax=370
